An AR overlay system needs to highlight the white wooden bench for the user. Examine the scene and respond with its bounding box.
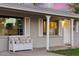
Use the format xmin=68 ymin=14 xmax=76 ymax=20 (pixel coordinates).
xmin=9 ymin=36 xmax=33 ymax=52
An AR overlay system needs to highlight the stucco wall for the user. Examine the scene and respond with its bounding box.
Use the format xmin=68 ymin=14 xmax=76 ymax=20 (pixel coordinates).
xmin=0 ymin=10 xmax=64 ymax=51
xmin=0 ymin=16 xmax=65 ymax=51
xmin=49 ymin=36 xmax=64 ymax=47
xmin=74 ymin=22 xmax=79 ymax=47
xmin=30 ymin=17 xmax=64 ymax=48
xmin=0 ymin=36 xmax=8 ymax=51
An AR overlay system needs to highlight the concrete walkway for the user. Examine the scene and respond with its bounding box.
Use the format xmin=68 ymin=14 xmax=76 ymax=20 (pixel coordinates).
xmin=0 ymin=48 xmax=63 ymax=56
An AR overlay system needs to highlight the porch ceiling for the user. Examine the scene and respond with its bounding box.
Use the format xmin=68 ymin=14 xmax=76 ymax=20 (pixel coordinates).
xmin=0 ymin=3 xmax=79 ymax=18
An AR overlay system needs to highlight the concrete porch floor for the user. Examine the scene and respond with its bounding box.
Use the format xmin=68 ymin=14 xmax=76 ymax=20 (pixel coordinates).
xmin=0 ymin=48 xmax=65 ymax=56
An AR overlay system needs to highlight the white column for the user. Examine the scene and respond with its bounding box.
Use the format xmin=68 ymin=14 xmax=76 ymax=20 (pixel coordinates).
xmin=24 ymin=17 xmax=27 ymax=36
xmin=71 ymin=19 xmax=74 ymax=48
xmin=38 ymin=18 xmax=43 ymax=37
xmin=46 ymin=15 xmax=51 ymax=50
xmin=76 ymin=21 xmax=79 ymax=32
xmin=24 ymin=17 xmax=30 ymax=37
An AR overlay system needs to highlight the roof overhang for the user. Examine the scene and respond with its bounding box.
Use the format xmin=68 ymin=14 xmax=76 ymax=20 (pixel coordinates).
xmin=0 ymin=3 xmax=79 ymax=18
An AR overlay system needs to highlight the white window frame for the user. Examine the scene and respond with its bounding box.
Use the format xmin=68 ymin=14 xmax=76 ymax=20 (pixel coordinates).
xmin=38 ymin=18 xmax=43 ymax=37
xmin=24 ymin=17 xmax=30 ymax=37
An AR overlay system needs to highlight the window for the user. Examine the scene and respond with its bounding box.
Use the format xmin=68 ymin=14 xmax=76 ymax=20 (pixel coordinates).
xmin=43 ymin=19 xmax=47 ymax=35
xmin=0 ymin=16 xmax=24 ymax=36
xmin=43 ymin=19 xmax=59 ymax=35
xmin=49 ymin=21 xmax=58 ymax=35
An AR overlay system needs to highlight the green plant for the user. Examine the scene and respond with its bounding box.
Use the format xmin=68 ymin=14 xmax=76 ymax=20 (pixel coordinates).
xmin=74 ymin=7 xmax=79 ymax=14
xmin=6 ymin=23 xmax=13 ymax=35
xmin=6 ymin=23 xmax=13 ymax=30
xmin=68 ymin=3 xmax=79 ymax=14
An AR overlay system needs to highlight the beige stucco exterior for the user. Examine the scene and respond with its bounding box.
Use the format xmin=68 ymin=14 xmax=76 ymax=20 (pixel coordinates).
xmin=0 ymin=16 xmax=65 ymax=51
xmin=0 ymin=3 xmax=79 ymax=51
xmin=0 ymin=10 xmax=64 ymax=51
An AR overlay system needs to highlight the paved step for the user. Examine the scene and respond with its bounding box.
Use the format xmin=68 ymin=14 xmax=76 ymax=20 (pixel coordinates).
xmin=50 ymin=46 xmax=69 ymax=51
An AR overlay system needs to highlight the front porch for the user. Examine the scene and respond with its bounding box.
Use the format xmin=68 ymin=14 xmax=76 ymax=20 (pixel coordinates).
xmin=0 ymin=14 xmax=79 ymax=52
xmin=0 ymin=15 xmax=72 ymax=51
xmin=0 ymin=48 xmax=64 ymax=56
xmin=0 ymin=4 xmax=79 ymax=52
